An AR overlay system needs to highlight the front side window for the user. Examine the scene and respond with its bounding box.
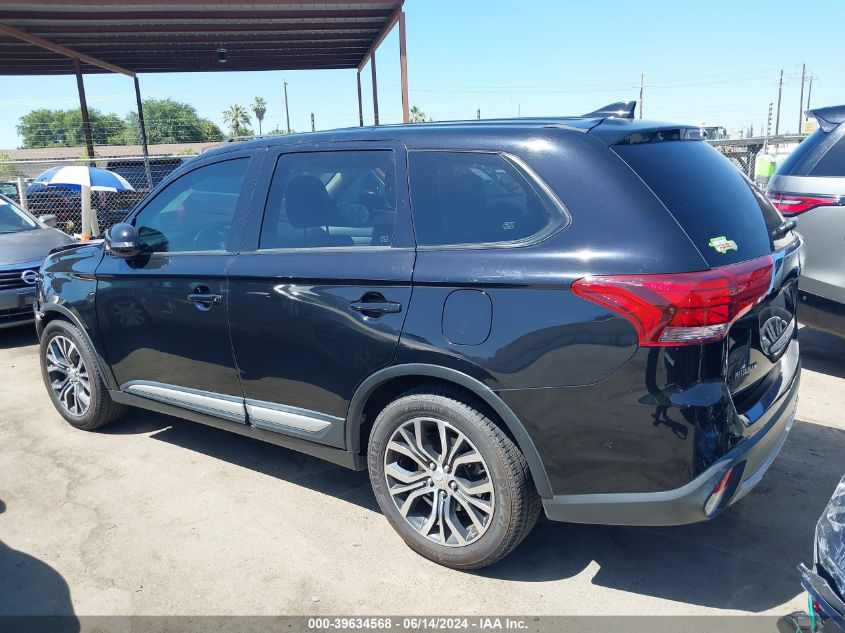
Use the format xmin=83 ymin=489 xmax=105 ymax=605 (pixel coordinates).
xmin=259 ymin=150 xmax=397 ymax=250
xmin=0 ymin=196 xmax=38 ymax=234
xmin=408 ymin=151 xmax=554 ymax=246
xmin=132 ymin=158 xmax=248 ymax=253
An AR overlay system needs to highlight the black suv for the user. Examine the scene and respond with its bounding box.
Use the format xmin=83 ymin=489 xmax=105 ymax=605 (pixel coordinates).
xmin=36 ymin=103 xmax=802 ymax=569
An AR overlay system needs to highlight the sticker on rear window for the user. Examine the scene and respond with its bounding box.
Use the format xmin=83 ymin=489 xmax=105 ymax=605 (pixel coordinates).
xmin=708 ymin=236 xmax=738 ymax=253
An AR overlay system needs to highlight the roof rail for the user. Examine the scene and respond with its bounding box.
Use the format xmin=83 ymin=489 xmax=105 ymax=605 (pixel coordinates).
xmin=582 ymin=101 xmax=636 ymax=120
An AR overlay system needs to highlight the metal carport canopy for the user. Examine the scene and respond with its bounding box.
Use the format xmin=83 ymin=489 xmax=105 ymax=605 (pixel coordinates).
xmin=0 ymin=1 xmax=405 ymax=75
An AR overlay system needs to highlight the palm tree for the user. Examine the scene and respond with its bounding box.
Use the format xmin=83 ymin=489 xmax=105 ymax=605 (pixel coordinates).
xmin=409 ymin=105 xmax=427 ymax=123
xmin=251 ymin=97 xmax=267 ymax=135
xmin=223 ymin=104 xmax=251 ymax=137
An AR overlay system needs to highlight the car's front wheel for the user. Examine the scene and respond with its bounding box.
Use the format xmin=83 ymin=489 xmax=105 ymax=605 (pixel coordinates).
xmin=39 ymin=319 xmax=127 ymax=431
xmin=367 ymin=387 xmax=541 ymax=569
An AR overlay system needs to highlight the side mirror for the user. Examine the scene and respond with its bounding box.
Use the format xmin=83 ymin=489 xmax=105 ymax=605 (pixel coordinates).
xmin=105 ymin=223 xmax=140 ymax=258
xmin=38 ymin=214 xmax=57 ymax=228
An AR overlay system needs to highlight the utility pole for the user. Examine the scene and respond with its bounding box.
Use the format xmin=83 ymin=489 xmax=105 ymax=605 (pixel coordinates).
xmin=311 ymin=112 xmax=315 ymax=132
xmin=774 ymin=69 xmax=783 ymax=136
xmin=283 ymin=80 xmax=291 ymax=134
xmin=798 ymin=63 xmax=806 ymax=134
xmin=477 ymin=108 xmax=480 ymax=120
xmin=764 ymin=102 xmax=773 ymax=153
xmin=639 ymin=73 xmax=644 ymax=119
xmin=807 ymin=75 xmax=813 ymax=111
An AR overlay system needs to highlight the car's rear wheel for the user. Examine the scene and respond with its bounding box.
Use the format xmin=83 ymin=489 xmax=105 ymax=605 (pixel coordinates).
xmin=367 ymin=387 xmax=541 ymax=569
xmin=39 ymin=319 xmax=127 ymax=431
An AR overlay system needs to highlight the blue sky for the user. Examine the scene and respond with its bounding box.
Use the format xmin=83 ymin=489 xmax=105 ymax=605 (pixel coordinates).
xmin=1 ymin=0 xmax=843 ymax=148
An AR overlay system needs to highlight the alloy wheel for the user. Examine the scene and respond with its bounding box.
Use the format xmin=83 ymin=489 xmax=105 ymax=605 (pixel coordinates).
xmin=383 ymin=417 xmax=495 ymax=547
xmin=45 ymin=335 xmax=91 ymax=416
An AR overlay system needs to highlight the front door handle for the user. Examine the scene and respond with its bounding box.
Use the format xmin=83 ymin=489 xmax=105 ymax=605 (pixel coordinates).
xmin=350 ymin=293 xmax=402 ymax=318
xmin=188 ymin=290 xmax=223 ymax=311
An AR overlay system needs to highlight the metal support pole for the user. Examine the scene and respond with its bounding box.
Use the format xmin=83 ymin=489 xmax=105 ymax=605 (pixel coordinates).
xmin=399 ymin=10 xmax=409 ymax=124
xmin=370 ymin=51 xmax=379 ymax=126
xmin=311 ymin=112 xmax=315 ymax=132
xmin=74 ymin=59 xmax=95 ymax=163
xmin=134 ymin=76 xmax=153 ymax=191
xmin=16 ymin=175 xmax=27 ymax=212
xmin=356 ymin=70 xmax=364 ymax=127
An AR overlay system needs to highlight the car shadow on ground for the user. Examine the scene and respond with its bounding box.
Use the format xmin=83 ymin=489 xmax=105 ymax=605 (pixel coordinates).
xmin=799 ymin=327 xmax=845 ymax=380
xmin=94 ymin=329 xmax=844 ymax=614
xmin=106 ymin=406 xmax=843 ymax=613
xmin=106 ymin=408 xmax=378 ymax=512
xmin=0 ymin=500 xmax=80 ymax=631
xmin=479 ymin=417 xmax=843 ymax=612
xmin=0 ymin=327 xmax=38 ymax=350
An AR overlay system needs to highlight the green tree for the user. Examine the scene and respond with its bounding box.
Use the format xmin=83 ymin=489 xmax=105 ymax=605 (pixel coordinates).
xmin=223 ymin=104 xmax=252 ymax=138
xmin=0 ymin=152 xmax=19 ymax=180
xmin=17 ymin=108 xmax=126 ymax=148
xmin=123 ymin=99 xmax=223 ymax=144
xmin=409 ymin=105 xmax=427 ymax=123
xmin=251 ymin=97 xmax=267 ymax=135
xmin=267 ymin=125 xmax=295 ymax=135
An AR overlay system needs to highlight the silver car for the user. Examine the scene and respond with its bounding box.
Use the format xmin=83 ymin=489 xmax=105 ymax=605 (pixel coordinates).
xmin=768 ymin=105 xmax=845 ymax=338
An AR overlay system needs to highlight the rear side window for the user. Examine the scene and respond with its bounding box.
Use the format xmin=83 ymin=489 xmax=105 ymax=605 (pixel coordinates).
xmin=614 ymin=141 xmax=776 ymax=266
xmin=259 ymin=150 xmax=397 ymax=250
xmin=810 ymin=134 xmax=845 ymax=176
xmin=776 ymin=127 xmax=845 ymax=177
xmin=408 ymin=151 xmax=554 ymax=246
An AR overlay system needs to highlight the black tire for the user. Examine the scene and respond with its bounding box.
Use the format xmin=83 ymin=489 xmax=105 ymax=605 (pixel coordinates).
xmin=39 ymin=319 xmax=127 ymax=431
xmin=367 ymin=386 xmax=541 ymax=569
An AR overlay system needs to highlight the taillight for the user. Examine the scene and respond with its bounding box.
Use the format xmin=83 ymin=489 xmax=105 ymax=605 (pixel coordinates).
xmin=768 ymin=192 xmax=842 ymax=216
xmin=572 ymin=255 xmax=774 ymax=346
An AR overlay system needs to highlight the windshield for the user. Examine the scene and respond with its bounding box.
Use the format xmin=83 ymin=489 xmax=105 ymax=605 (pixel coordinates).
xmin=0 ymin=197 xmax=38 ymax=233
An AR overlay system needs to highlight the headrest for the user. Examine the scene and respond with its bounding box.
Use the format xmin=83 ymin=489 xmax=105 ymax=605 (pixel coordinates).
xmin=285 ymin=175 xmax=334 ymax=228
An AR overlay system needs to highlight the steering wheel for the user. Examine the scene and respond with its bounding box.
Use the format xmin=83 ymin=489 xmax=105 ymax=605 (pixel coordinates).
xmin=193 ymin=223 xmax=229 ymax=250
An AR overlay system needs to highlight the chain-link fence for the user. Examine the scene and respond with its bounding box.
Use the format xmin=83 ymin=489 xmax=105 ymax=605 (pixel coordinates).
xmin=1 ymin=153 xmax=193 ymax=236
xmin=4 ymin=98 xmax=231 ymax=235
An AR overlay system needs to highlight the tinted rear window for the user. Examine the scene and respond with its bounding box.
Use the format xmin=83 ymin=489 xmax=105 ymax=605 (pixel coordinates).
xmin=614 ymin=141 xmax=776 ymax=266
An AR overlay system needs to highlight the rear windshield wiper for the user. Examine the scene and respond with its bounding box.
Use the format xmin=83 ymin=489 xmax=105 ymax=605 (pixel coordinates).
xmin=771 ymin=219 xmax=797 ymax=240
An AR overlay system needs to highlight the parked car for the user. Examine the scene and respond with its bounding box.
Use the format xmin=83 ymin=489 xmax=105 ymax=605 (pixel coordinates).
xmin=767 ymin=105 xmax=845 ymax=338
xmin=778 ymin=474 xmax=845 ymax=633
xmin=0 ymin=180 xmax=19 ymax=200
xmin=0 ymin=193 xmax=73 ymax=329
xmin=35 ymin=104 xmax=802 ymax=569
xmin=25 ymin=181 xmax=81 ymax=232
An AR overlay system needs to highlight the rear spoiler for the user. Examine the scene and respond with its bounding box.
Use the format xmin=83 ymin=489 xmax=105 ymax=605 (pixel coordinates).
xmin=807 ymin=105 xmax=845 ymax=132
xmin=582 ymin=101 xmax=636 ymax=120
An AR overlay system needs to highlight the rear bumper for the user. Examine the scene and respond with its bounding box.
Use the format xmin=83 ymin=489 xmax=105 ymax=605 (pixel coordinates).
xmin=798 ymin=289 xmax=845 ymax=339
xmin=542 ymin=358 xmax=800 ymax=526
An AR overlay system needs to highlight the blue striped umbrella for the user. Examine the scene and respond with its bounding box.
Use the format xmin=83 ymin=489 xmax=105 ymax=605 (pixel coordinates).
xmin=33 ymin=165 xmax=135 ymax=192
